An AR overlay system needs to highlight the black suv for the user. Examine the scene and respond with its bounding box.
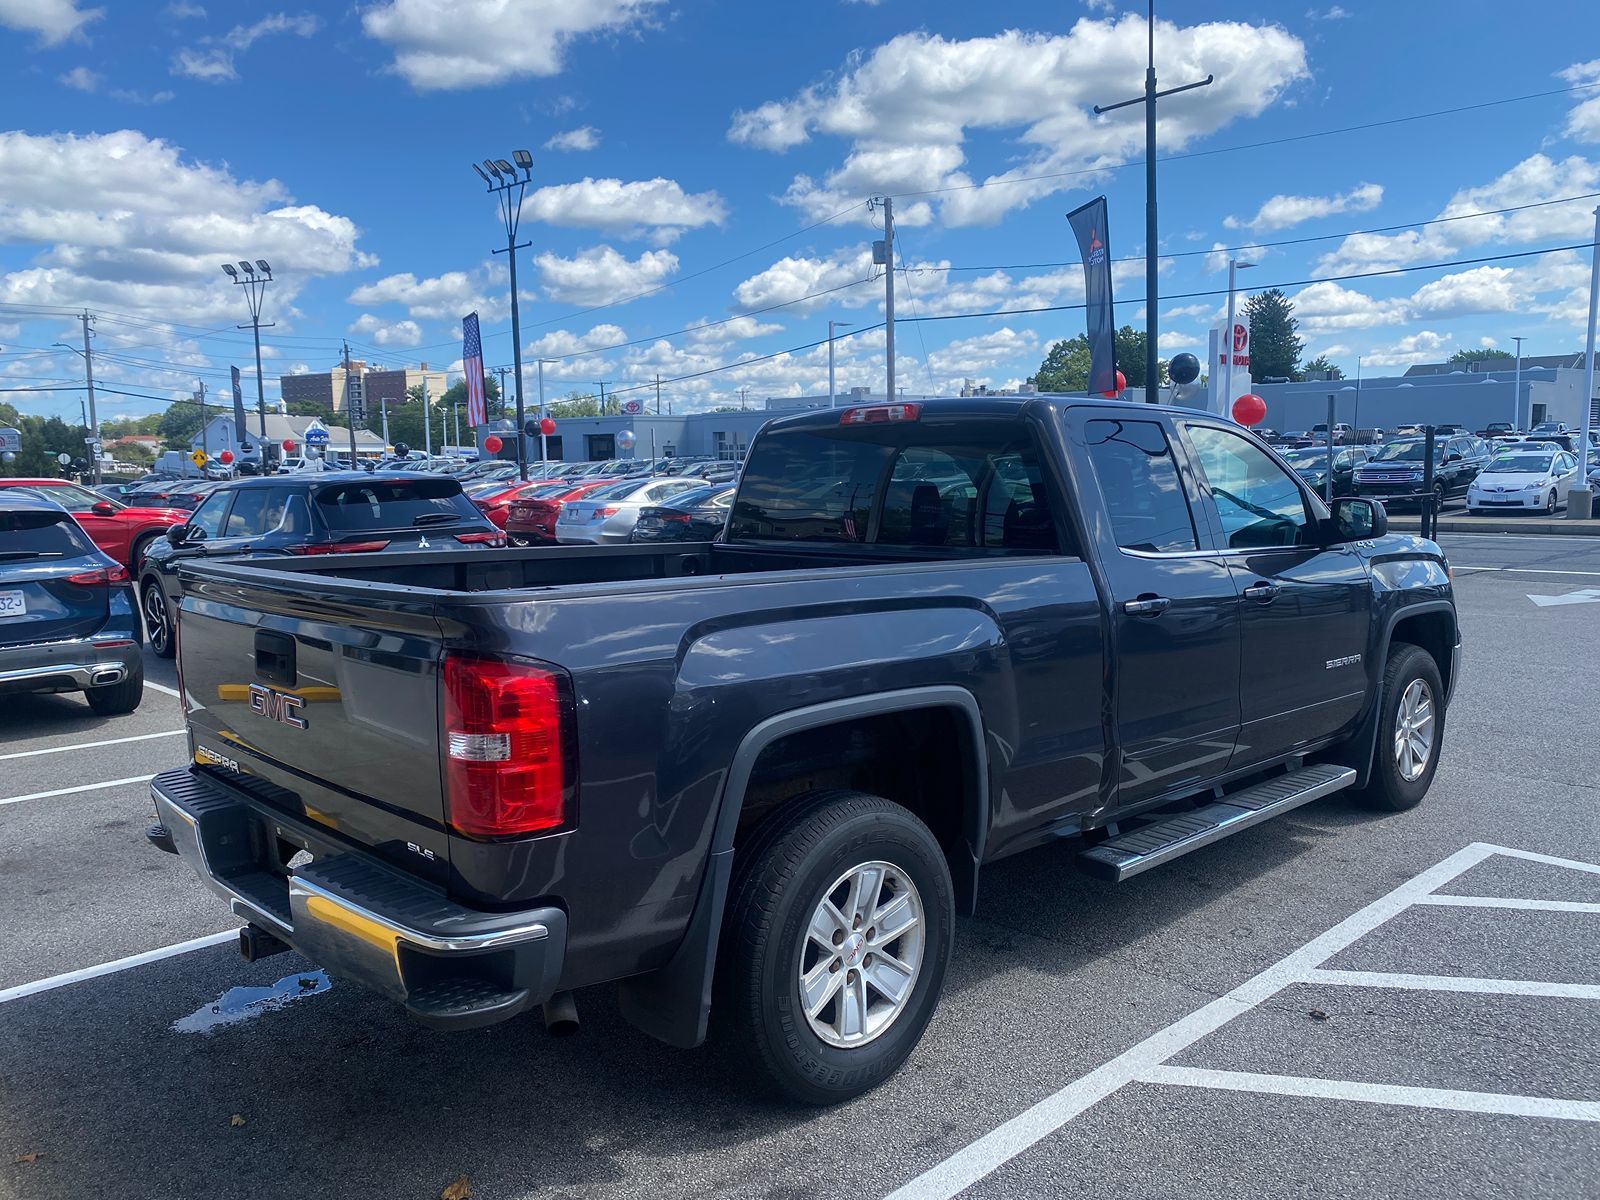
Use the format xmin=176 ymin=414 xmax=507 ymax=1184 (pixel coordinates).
xmin=139 ymin=473 xmax=503 ymax=657
xmin=1350 ymin=435 xmax=1489 ymax=508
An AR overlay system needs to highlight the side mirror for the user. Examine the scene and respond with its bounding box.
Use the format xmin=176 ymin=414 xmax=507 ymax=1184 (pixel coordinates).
xmin=1328 ymin=497 xmax=1386 ymax=542
xmin=91 ymin=500 xmax=116 ymax=516
xmin=1443 ymin=452 xmax=1461 ymax=464
xmin=167 ymin=523 xmax=188 ymax=545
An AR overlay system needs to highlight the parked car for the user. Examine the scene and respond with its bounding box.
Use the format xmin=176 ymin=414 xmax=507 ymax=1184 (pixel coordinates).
xmin=1279 ymin=445 xmax=1373 ymax=495
xmin=0 ymin=478 xmax=188 ymax=571
xmin=469 ymin=479 xmax=551 ymax=529
xmin=124 ymin=480 xmax=221 ymax=511
xmin=504 ymin=479 xmax=620 ymax=545
xmin=1466 ymin=448 xmax=1583 ymax=515
xmin=149 ymin=395 xmax=1459 ymax=1105
xmin=1350 ymin=435 xmax=1489 ymax=508
xmin=629 ymin=483 xmax=737 ymax=542
xmin=555 ymin=477 xmax=705 ymax=544
xmin=1476 ymin=422 xmax=1519 ymax=439
xmin=0 ymin=493 xmax=143 ymax=715
xmin=1309 ymin=422 xmax=1354 ymax=445
xmin=277 ymin=455 xmax=325 ymax=475
xmin=138 ymin=473 xmax=505 ymax=658
xmin=96 ymin=480 xmax=153 ymax=501
xmin=1530 ymin=421 xmax=1570 ymax=436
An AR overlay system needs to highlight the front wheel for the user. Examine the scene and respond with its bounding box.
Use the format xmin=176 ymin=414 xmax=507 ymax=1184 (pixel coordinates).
xmin=720 ymin=790 xmax=954 ymax=1105
xmin=142 ymin=578 xmax=175 ymax=659
xmin=1358 ymin=644 xmax=1445 ymax=812
xmin=1546 ymin=489 xmax=1558 ymax=515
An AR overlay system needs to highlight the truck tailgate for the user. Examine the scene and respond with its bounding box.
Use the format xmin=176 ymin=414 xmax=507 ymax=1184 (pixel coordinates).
xmin=177 ymin=569 xmax=451 ymax=876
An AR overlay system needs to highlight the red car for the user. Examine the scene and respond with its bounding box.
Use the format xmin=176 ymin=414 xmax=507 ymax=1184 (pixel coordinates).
xmin=0 ymin=478 xmax=189 ymax=570
xmin=469 ymin=479 xmax=550 ymax=530
xmin=504 ymin=479 xmax=619 ymax=544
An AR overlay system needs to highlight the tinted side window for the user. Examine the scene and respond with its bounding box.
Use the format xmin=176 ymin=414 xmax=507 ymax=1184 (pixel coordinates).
xmin=188 ymin=491 xmax=231 ymax=539
xmin=221 ymin=489 xmax=273 ymax=537
xmin=1084 ymin=419 xmax=1198 ymax=553
xmin=1186 ymin=424 xmax=1311 ymax=549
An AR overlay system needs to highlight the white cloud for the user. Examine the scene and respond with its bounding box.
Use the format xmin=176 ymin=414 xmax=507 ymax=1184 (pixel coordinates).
xmin=173 ymin=12 xmax=320 ymax=82
xmin=0 ymin=0 xmax=101 ymax=44
xmin=59 ymin=65 xmax=100 ymax=92
xmin=1225 ymin=182 xmax=1381 ymax=232
xmin=110 ymin=87 xmax=176 ymax=105
xmin=686 ymin=316 xmax=784 ymax=346
xmin=1362 ymin=330 xmax=1452 ymax=368
xmin=732 ymin=248 xmax=878 ymax=313
xmin=347 ymin=266 xmax=503 ymax=322
xmin=1560 ymin=60 xmax=1600 ymax=144
xmin=534 ymin=245 xmax=678 ymax=306
xmin=349 ymin=313 xmax=424 ymax=348
xmin=526 ymin=324 xmax=628 ymax=359
xmin=1158 ymin=331 xmax=1201 ymax=352
xmin=1291 ymin=281 xmax=1408 ymax=333
xmin=522 ymin=177 xmax=726 ymax=243
xmin=0 ymin=129 xmax=373 ymax=324
xmin=363 ymin=0 xmax=663 ymax=91
xmin=1205 ymin=242 xmax=1268 ymax=273
xmin=730 ymin=17 xmax=1308 ymax=227
xmin=1407 ymin=267 xmax=1528 ymax=319
xmin=543 ymin=126 xmax=600 ymax=152
xmin=165 ymin=2 xmax=205 ymax=17
xmin=1305 ymin=6 xmax=1350 ymax=18
xmin=1082 ymin=0 xmax=1116 ymax=12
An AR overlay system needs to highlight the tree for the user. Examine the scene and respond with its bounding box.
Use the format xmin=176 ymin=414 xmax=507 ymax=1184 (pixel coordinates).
xmin=1301 ymin=355 xmax=1345 ymax=380
xmin=1031 ymin=335 xmax=1091 ymax=392
xmin=1112 ymin=326 xmax=1168 ymax=389
xmin=1447 ymin=348 xmax=1514 ymax=366
xmin=157 ymin=403 xmax=206 ymax=450
xmin=1246 ymin=288 xmax=1303 ymax=381
xmin=546 ymin=393 xmax=602 ymax=418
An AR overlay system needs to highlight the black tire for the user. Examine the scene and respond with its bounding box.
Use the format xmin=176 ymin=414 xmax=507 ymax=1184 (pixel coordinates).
xmin=129 ymin=532 xmax=159 ymax=571
xmin=1432 ymin=482 xmax=1446 ymax=513
xmin=720 ymin=790 xmax=954 ymax=1105
xmin=1546 ymin=489 xmax=1558 ymax=516
xmin=1358 ymin=643 xmax=1444 ymax=812
xmin=142 ymin=577 xmax=175 ymax=659
xmin=86 ymin=660 xmax=143 ymax=716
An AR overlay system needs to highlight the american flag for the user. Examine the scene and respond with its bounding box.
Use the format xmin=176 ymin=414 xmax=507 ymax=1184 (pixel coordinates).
xmin=462 ymin=312 xmax=486 ymax=427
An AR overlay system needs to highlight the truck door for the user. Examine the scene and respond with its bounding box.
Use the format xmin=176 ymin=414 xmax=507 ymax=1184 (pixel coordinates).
xmin=1073 ymin=414 xmax=1240 ymax=808
xmin=1177 ymin=420 xmax=1373 ymax=768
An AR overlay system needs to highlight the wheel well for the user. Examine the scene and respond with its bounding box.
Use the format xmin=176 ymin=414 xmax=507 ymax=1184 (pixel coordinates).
xmin=734 ymin=707 xmax=982 ymax=908
xmin=1389 ymin=610 xmax=1454 ymax=696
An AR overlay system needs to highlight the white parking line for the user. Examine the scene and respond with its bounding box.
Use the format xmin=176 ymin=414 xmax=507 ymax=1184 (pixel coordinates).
xmin=1303 ymin=968 xmax=1600 ymax=1001
xmin=0 ymin=730 xmax=184 ymax=762
xmin=1140 ymin=1066 xmax=1600 ymax=1123
xmin=143 ymin=680 xmax=181 ymax=698
xmin=1418 ymin=894 xmax=1600 ymax=914
xmin=1453 ymin=565 xmax=1600 ymax=577
xmin=0 ymin=774 xmax=157 ymax=807
xmin=885 ymin=842 xmax=1599 ymax=1200
xmin=0 ymin=931 xmax=236 ymax=1006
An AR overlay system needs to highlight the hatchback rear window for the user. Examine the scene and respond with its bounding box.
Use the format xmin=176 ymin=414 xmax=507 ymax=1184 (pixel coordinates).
xmin=312 ymin=479 xmax=481 ymax=531
xmin=0 ymin=510 xmax=95 ymax=556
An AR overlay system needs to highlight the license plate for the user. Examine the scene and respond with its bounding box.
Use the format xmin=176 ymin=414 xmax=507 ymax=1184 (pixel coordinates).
xmin=0 ymin=590 xmax=25 ymax=618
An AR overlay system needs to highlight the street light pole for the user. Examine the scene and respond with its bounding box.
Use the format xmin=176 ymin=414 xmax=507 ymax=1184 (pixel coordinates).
xmin=77 ymin=312 xmax=100 ymax=483
xmin=1570 ymin=205 xmax=1600 ymax=520
xmin=380 ymin=397 xmax=391 ymax=449
xmin=828 ymin=320 xmax=854 ymax=407
xmin=473 ymin=152 xmax=534 ymax=481
xmin=221 ymin=260 xmax=274 ymax=466
xmin=537 ymin=359 xmax=555 ymax=464
xmin=1511 ymin=336 xmax=1525 ymax=431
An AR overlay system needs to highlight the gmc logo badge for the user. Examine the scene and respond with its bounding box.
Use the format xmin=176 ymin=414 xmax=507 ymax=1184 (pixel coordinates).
xmin=248 ymin=683 xmax=308 ymax=730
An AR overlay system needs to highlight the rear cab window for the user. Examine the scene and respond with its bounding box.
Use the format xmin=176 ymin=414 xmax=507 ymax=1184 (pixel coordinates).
xmin=0 ymin=510 xmax=96 ymax=557
xmin=730 ymin=414 xmax=1070 ymax=555
xmin=312 ymin=478 xmax=481 ymax=532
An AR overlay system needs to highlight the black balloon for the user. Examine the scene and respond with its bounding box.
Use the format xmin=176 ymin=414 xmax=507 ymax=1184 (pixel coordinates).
xmin=1169 ymin=352 xmax=1201 ymax=385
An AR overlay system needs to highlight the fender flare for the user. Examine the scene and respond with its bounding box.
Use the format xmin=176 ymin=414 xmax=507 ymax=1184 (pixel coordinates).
xmin=617 ymin=686 xmax=989 ymax=1049
xmin=1337 ymin=599 xmax=1458 ymax=787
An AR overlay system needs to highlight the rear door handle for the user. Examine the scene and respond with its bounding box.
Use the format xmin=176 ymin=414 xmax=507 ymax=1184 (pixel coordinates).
xmin=1122 ymin=595 xmax=1172 ymax=616
xmin=1243 ymin=581 xmax=1281 ymax=603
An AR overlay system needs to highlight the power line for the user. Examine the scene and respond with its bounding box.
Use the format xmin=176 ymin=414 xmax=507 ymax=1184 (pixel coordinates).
xmin=893 ymin=80 xmax=1600 ymax=199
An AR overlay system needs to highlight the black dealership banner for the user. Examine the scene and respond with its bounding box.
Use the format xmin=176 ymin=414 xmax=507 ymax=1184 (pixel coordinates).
xmin=1067 ymin=197 xmax=1116 ymax=395
xmin=230 ymin=365 xmax=250 ymax=446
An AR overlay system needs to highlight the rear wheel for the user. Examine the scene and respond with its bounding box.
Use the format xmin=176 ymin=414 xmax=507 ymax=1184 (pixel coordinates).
xmin=129 ymin=532 xmax=159 ymax=571
xmin=1358 ymin=643 xmax=1444 ymax=812
xmin=720 ymin=790 xmax=953 ymax=1105
xmin=142 ymin=578 xmax=175 ymax=659
xmin=1546 ymin=489 xmax=1558 ymax=515
xmin=86 ymin=660 xmax=143 ymax=716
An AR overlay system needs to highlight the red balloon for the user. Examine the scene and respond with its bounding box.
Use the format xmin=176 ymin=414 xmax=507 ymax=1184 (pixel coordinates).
xmin=1232 ymin=393 xmax=1267 ymax=427
xmin=1101 ymin=369 xmax=1127 ymax=399
xmin=218 ymin=450 xmax=234 ymax=465
xmin=282 ymin=439 xmax=296 ymax=452
xmin=539 ymin=417 xmax=556 ymax=436
xmin=483 ymin=435 xmax=503 ymax=453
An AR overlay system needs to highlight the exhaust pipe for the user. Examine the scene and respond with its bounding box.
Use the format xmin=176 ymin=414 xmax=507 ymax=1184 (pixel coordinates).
xmin=541 ymin=990 xmax=579 ymax=1036
xmin=90 ymin=668 xmax=123 ymax=686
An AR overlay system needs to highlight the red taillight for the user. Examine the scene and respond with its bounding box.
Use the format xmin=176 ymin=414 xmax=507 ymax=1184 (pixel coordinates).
xmin=596 ymin=506 xmax=621 ymax=518
xmin=455 ymin=531 xmax=506 ymax=546
xmin=839 ymin=402 xmax=920 ymax=425
xmin=442 ymin=653 xmax=575 ymax=838
xmin=67 ymin=564 xmax=130 ymax=586
xmin=284 ymin=540 xmax=391 ymax=555
xmin=662 ymin=511 xmax=691 ymax=523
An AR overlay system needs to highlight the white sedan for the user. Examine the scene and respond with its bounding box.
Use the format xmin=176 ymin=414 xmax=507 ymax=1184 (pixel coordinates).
xmin=556 ymin=477 xmax=705 ymax=544
xmin=1466 ymin=449 xmax=1583 ymax=515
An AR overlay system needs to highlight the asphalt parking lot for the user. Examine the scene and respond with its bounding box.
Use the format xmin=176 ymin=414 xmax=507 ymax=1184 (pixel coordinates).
xmin=2 ymin=532 xmax=1597 ymax=1200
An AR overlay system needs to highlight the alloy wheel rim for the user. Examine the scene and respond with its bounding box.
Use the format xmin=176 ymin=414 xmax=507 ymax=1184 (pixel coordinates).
xmin=143 ymin=586 xmax=168 ymax=651
xmin=797 ymin=860 xmax=926 ymax=1049
xmin=1393 ymin=677 xmax=1435 ymax=782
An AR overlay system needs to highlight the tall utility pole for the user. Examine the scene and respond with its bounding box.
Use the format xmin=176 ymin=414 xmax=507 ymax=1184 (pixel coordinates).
xmin=596 ymin=381 xmax=607 ymax=415
xmin=422 ymin=374 xmax=432 ymax=459
xmin=1570 ymin=204 xmax=1600 ymax=519
xmin=871 ymin=196 xmax=896 ymax=401
xmin=452 ymin=402 xmax=460 ymax=452
xmin=221 ymin=260 xmax=274 ymax=458
xmin=493 ymin=366 xmax=512 ymax=420
xmin=655 ymin=373 xmax=662 ymax=415
xmin=1094 ymin=1 xmax=1212 ymax=402
xmin=342 ymin=340 xmax=358 ymax=465
xmin=77 ymin=311 xmax=100 ymax=483
xmin=473 ymin=152 xmax=534 ymax=480
xmin=196 ymin=380 xmax=208 ymax=463
xmin=1511 ymin=336 xmax=1526 ymax=430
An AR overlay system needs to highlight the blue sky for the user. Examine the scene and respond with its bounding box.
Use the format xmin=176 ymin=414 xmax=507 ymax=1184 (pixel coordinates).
xmin=1 ymin=0 xmax=1597 ymax=424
